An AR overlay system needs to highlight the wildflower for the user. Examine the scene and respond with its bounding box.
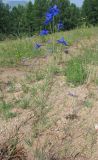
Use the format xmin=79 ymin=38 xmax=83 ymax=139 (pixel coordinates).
xmin=49 ymin=5 xmax=59 ymax=17
xmin=57 ymin=37 xmax=68 ymax=46
xmin=44 ymin=13 xmax=53 ymax=25
xmin=57 ymin=22 xmax=63 ymax=31
xmin=35 ymin=43 xmax=42 ymax=49
xmin=40 ymin=29 xmax=49 ymax=36
xmin=44 ymin=5 xmax=59 ymax=25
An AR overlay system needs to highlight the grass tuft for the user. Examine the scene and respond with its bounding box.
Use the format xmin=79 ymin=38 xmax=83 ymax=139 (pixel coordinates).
xmin=0 ymin=101 xmax=16 ymax=119
xmin=66 ymin=57 xmax=87 ymax=86
xmin=0 ymin=136 xmax=27 ymax=160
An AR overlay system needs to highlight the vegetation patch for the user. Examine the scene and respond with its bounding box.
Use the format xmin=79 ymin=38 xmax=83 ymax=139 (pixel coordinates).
xmin=0 ymin=137 xmax=27 ymax=160
xmin=0 ymin=101 xmax=16 ymax=119
xmin=66 ymin=57 xmax=87 ymax=86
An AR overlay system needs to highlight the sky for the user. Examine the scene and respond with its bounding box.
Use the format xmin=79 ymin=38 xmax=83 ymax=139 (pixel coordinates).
xmin=70 ymin=0 xmax=84 ymax=7
xmin=4 ymin=0 xmax=84 ymax=7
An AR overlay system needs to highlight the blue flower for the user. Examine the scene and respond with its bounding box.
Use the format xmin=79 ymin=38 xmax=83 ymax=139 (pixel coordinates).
xmin=40 ymin=29 xmax=49 ymax=36
xmin=57 ymin=37 xmax=68 ymax=46
xmin=57 ymin=22 xmax=63 ymax=31
xmin=35 ymin=43 xmax=42 ymax=49
xmin=44 ymin=12 xmax=53 ymax=25
xmin=44 ymin=5 xmax=59 ymax=25
xmin=49 ymin=5 xmax=59 ymax=17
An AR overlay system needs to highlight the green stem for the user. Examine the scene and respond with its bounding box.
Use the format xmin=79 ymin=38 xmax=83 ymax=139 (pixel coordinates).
xmin=52 ymin=16 xmax=55 ymax=54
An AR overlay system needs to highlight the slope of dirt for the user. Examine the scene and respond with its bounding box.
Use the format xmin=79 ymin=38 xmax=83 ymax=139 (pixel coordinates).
xmin=0 ymin=40 xmax=98 ymax=160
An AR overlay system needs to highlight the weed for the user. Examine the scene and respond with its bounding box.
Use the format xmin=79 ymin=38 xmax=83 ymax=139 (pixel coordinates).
xmin=35 ymin=70 xmax=45 ymax=81
xmin=21 ymin=83 xmax=30 ymax=93
xmin=30 ymin=73 xmax=53 ymax=140
xmin=25 ymin=73 xmax=34 ymax=83
xmin=7 ymin=80 xmax=15 ymax=92
xmin=0 ymin=101 xmax=14 ymax=119
xmin=0 ymin=136 xmax=27 ymax=160
xmin=5 ymin=112 xmax=17 ymax=119
xmin=82 ymin=47 xmax=98 ymax=65
xmin=95 ymin=78 xmax=98 ymax=85
xmin=84 ymin=100 xmax=93 ymax=108
xmin=0 ymin=101 xmax=12 ymax=111
xmin=66 ymin=57 xmax=87 ymax=86
xmin=19 ymin=97 xmax=31 ymax=109
xmin=48 ymin=64 xmax=62 ymax=76
xmin=31 ymin=86 xmax=38 ymax=96
xmin=34 ymin=148 xmax=47 ymax=160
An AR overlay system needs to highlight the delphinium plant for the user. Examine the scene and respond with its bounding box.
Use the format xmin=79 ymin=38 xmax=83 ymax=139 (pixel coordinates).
xmin=34 ymin=4 xmax=68 ymax=57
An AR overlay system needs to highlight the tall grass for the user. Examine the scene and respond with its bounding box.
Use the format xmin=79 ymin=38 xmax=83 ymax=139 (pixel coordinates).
xmin=66 ymin=57 xmax=87 ymax=86
xmin=0 ymin=26 xmax=98 ymax=67
xmin=0 ymin=37 xmax=44 ymax=66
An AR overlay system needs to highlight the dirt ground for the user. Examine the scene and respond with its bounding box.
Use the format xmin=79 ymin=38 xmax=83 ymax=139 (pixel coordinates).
xmin=0 ymin=44 xmax=98 ymax=160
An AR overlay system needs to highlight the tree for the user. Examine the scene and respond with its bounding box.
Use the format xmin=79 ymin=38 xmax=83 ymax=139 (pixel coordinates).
xmin=0 ymin=3 xmax=10 ymax=34
xmin=25 ymin=1 xmax=34 ymax=35
xmin=82 ymin=0 xmax=98 ymax=25
xmin=67 ymin=3 xmax=81 ymax=29
xmin=33 ymin=0 xmax=49 ymax=32
xmin=10 ymin=5 xmax=26 ymax=36
xmin=51 ymin=0 xmax=80 ymax=30
xmin=0 ymin=0 xmax=82 ymax=39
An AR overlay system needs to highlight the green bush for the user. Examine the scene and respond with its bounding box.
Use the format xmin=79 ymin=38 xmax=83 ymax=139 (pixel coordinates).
xmin=66 ymin=57 xmax=87 ymax=86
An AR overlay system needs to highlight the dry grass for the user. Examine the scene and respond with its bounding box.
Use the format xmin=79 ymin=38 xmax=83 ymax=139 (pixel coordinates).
xmin=0 ymin=135 xmax=27 ymax=160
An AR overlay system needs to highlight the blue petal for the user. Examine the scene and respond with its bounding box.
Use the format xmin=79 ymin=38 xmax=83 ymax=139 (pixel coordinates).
xmin=57 ymin=37 xmax=68 ymax=46
xmin=44 ymin=5 xmax=59 ymax=25
xmin=40 ymin=29 xmax=49 ymax=36
xmin=35 ymin=43 xmax=42 ymax=49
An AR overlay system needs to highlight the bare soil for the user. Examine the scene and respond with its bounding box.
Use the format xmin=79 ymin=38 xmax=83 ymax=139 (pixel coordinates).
xmin=0 ymin=46 xmax=98 ymax=160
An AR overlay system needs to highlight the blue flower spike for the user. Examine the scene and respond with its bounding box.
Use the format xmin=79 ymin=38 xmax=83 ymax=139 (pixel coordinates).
xmin=49 ymin=5 xmax=59 ymax=17
xmin=57 ymin=37 xmax=68 ymax=46
xmin=44 ymin=5 xmax=59 ymax=25
xmin=44 ymin=13 xmax=53 ymax=25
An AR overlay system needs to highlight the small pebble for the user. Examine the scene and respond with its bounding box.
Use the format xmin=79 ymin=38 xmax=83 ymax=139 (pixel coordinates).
xmin=68 ymin=92 xmax=78 ymax=97
xmin=95 ymin=124 xmax=98 ymax=131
